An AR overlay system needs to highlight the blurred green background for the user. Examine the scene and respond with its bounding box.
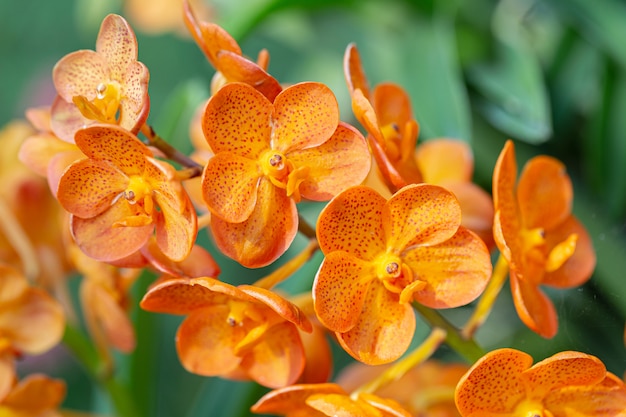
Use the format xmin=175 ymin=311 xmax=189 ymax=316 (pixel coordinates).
xmin=1 ymin=0 xmax=625 ymax=415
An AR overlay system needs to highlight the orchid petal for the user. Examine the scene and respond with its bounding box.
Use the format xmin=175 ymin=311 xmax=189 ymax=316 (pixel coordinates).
xmin=517 ymin=155 xmax=572 ymax=231
xmin=383 ymin=184 xmax=461 ymax=251
xmin=344 ymin=43 xmax=370 ymax=98
xmin=317 ymin=186 xmax=386 ymax=261
xmin=201 ymin=152 xmax=261 ymax=223
xmin=403 ymin=226 xmax=491 ymax=308
xmin=202 ymin=82 xmax=272 ymax=158
xmin=272 ymin=82 xmax=339 ymax=154
xmin=215 ymin=51 xmax=282 ymax=102
xmin=337 ymin=280 xmax=415 ymax=365
xmin=313 ymin=251 xmax=376 ymax=333
xmin=240 ymin=285 xmax=312 ymax=332
xmin=210 ymin=177 xmax=297 ymax=268
xmin=96 ymin=14 xmax=139 ymax=78
xmin=415 ymin=138 xmax=474 ymax=184
xmin=242 ymin=321 xmax=305 ymax=388
xmin=493 ymin=140 xmax=522 ymax=256
xmin=510 ymin=272 xmax=558 ymax=338
xmin=288 ymin=122 xmax=370 ymax=201
xmin=154 ymin=185 xmax=197 ymax=262
xmin=251 ymin=383 xmax=345 ymax=415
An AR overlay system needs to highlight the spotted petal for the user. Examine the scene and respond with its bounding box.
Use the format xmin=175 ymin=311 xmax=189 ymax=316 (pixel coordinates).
xmin=337 ymin=280 xmax=415 ymax=365
xmin=251 ymin=383 xmax=346 ymax=415
xmin=202 ymin=82 xmax=272 ymax=158
xmin=201 ymin=152 xmax=261 ymax=223
xmin=317 ymin=186 xmax=386 ymax=261
xmin=288 ymin=122 xmax=370 ymax=201
xmin=383 ymin=184 xmax=461 ymax=251
xmin=210 ymin=177 xmax=297 ymax=268
xmin=313 ymin=251 xmax=376 ymax=333
xmin=215 ymin=51 xmax=282 ymax=102
xmin=53 ymin=50 xmax=108 ymax=104
xmin=402 ymin=226 xmax=491 ymax=308
xmin=96 ymin=14 xmax=139 ymax=79
xmin=455 ymin=348 xmax=532 ymax=415
xmin=272 ymin=82 xmax=339 ymax=154
xmin=57 ymin=158 xmax=127 ymax=218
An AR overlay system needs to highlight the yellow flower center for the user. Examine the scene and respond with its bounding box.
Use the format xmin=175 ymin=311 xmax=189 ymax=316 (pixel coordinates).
xmin=259 ymin=149 xmax=310 ymax=202
xmin=226 ymin=299 xmax=270 ymax=356
xmin=521 ymin=227 xmax=578 ymax=282
xmin=380 ymin=122 xmax=401 ymax=161
xmin=374 ymin=252 xmax=423 ymax=303
xmin=112 ymin=175 xmax=155 ymax=228
xmin=513 ymin=399 xmax=550 ymax=417
xmin=73 ymin=81 xmax=123 ymax=124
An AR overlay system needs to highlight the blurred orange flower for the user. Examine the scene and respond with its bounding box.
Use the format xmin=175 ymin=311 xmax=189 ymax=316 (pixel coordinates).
xmin=313 ymin=184 xmax=491 ymax=364
xmin=201 ymin=82 xmax=370 ymax=268
xmin=51 ymin=14 xmax=150 ymax=141
xmin=0 ymin=264 xmax=65 ymax=398
xmin=57 ymin=125 xmax=197 ymax=263
xmin=251 ymin=383 xmax=412 ymax=417
xmin=493 ymin=140 xmax=596 ymax=338
xmin=140 ymin=276 xmax=312 ymax=388
xmin=344 ymin=44 xmax=494 ymax=248
xmin=0 ymin=374 xmax=66 ymax=417
xmin=183 ymin=0 xmax=281 ymax=100
xmin=338 ymin=360 xmax=468 ymax=417
xmin=455 ymin=348 xmax=626 ymax=417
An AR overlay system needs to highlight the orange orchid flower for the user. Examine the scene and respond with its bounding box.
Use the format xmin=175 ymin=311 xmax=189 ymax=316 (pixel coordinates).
xmin=201 ymin=81 xmax=370 ymax=268
xmin=56 ymin=125 xmax=197 ymax=263
xmin=313 ymin=184 xmax=492 ymax=364
xmin=140 ymin=276 xmax=312 ymax=388
xmin=0 ymin=264 xmax=65 ymax=399
xmin=344 ymin=44 xmax=494 ymax=249
xmin=51 ymin=14 xmax=150 ymax=142
xmin=493 ymin=140 xmax=596 ymax=338
xmin=338 ymin=360 xmax=469 ymax=417
xmin=455 ymin=348 xmax=626 ymax=417
xmin=183 ymin=0 xmax=281 ymax=100
xmin=0 ymin=374 xmax=66 ymax=417
xmin=251 ymin=383 xmax=412 ymax=417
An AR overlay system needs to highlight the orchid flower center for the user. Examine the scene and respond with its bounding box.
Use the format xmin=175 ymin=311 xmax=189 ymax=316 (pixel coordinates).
xmin=521 ymin=227 xmax=578 ymax=277
xmin=227 ymin=299 xmax=270 ymax=356
xmin=73 ymin=81 xmax=123 ymax=124
xmin=259 ymin=149 xmax=310 ymax=202
xmin=514 ymin=399 xmax=548 ymax=417
xmin=112 ymin=175 xmax=155 ymax=228
xmin=374 ymin=252 xmax=424 ymax=303
xmin=380 ymin=122 xmax=401 ymax=161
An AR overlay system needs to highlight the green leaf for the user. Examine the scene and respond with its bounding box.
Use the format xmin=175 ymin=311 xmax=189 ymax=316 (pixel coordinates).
xmin=468 ymin=3 xmax=552 ymax=143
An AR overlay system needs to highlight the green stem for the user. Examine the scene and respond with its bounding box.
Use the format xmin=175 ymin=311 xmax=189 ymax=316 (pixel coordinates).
xmin=412 ymin=303 xmax=485 ymax=364
xmin=63 ymin=325 xmax=140 ymax=417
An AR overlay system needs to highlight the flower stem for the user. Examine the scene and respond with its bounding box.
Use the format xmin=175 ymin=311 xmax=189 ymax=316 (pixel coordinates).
xmin=140 ymin=124 xmax=203 ymax=176
xmin=253 ymin=239 xmax=319 ymax=289
xmin=352 ymin=327 xmax=447 ymax=396
xmin=461 ymin=254 xmax=509 ymax=339
xmin=298 ymin=214 xmax=317 ymax=240
xmin=412 ymin=303 xmax=485 ymax=364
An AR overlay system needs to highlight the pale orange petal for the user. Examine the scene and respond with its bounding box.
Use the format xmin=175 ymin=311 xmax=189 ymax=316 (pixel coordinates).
xmin=545 ymin=380 xmax=626 ymax=417
xmin=272 ymin=82 xmax=339 ymax=154
xmin=215 ymin=51 xmax=282 ymax=102
xmin=358 ymin=392 xmax=413 ymax=417
xmin=313 ymin=251 xmax=376 ymax=333
xmin=140 ymin=277 xmax=247 ymax=314
xmin=52 ymin=50 xmax=108 ymax=104
xmin=239 ymin=285 xmax=312 ymax=332
xmin=49 ymin=94 xmax=94 ymax=142
xmin=344 ymin=43 xmax=370 ymax=98
xmin=517 ymin=155 xmax=572 ymax=231
xmin=543 ymin=216 xmax=595 ymax=288
xmin=87 ymin=281 xmax=135 ymax=353
xmin=142 ymin=240 xmax=220 ymax=278
xmin=522 ymin=351 xmax=606 ymax=398
xmin=47 ymin=148 xmax=86 ymax=195
xmin=510 ymin=272 xmax=558 ymax=338
xmin=154 ymin=186 xmax=197 ymax=262
xmin=288 ymin=122 xmax=370 ymax=201
xmin=403 ymin=226 xmax=491 ymax=308
xmin=176 ymin=305 xmax=243 ymax=376
xmin=120 ymin=61 xmax=150 ymax=133
xmin=70 ymin=203 xmax=153 ymax=262
xmin=371 ymin=83 xmax=413 ymax=137
xmin=383 ymin=184 xmax=462 ymax=250
xmin=57 ymin=158 xmax=127 ymax=218
xmin=18 ymin=133 xmax=80 ymax=177
xmin=251 ymin=383 xmax=345 ymax=415
xmin=2 ymin=374 xmax=66 ymax=411
xmin=96 ymin=14 xmax=138 ymax=78
xmin=337 ymin=280 xmax=415 ymax=365
xmin=201 ymin=152 xmax=261 ymax=223
xmin=210 ymin=177 xmax=298 ymax=268
xmin=444 ymin=181 xmax=495 ymax=250
xmin=415 ymin=139 xmax=474 ymax=184
xmin=241 ymin=321 xmax=305 ymax=388
xmin=74 ymin=125 xmax=150 ymax=176
xmin=455 ymin=348 xmax=532 ymax=415
xmin=202 ymin=82 xmax=272 ymax=158
xmin=316 ymin=186 xmax=386 ymax=261
xmin=307 ymin=393 xmax=381 ymax=416
xmin=0 ymin=353 xmax=15 ymax=400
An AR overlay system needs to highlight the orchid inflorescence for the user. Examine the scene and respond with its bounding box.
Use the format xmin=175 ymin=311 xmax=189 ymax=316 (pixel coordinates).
xmin=1 ymin=1 xmax=625 ymax=416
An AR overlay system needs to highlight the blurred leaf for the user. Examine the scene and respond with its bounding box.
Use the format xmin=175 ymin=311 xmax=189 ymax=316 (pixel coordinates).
xmin=551 ymin=0 xmax=626 ymax=69
xmin=402 ymin=15 xmax=472 ymax=142
xmin=468 ymin=1 xmax=552 ymax=143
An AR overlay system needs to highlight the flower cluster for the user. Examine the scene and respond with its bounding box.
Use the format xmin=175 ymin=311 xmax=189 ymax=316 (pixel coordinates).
xmin=2 ymin=1 xmax=624 ymax=416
